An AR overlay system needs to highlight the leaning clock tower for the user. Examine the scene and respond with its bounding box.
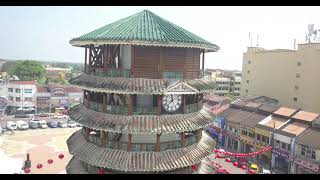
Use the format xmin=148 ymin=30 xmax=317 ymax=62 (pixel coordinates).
xmin=66 ymin=9 xmax=219 ymax=174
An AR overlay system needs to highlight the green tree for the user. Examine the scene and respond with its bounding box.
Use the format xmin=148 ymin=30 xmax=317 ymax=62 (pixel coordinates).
xmin=10 ymin=60 xmax=46 ymax=81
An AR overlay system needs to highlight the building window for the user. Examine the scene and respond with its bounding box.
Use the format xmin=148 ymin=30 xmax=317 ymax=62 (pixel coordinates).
xmin=15 ymin=88 xmax=21 ymax=93
xmin=9 ymin=96 xmax=13 ymax=101
xmin=311 ymin=150 xmax=316 ymax=159
xmin=293 ymin=97 xmax=298 ymax=102
xmin=248 ymin=132 xmax=254 ymax=138
xmin=294 ymin=86 xmax=299 ymax=90
xmin=296 ymin=74 xmax=300 ymax=78
xmin=241 ymin=130 xmax=248 ymax=136
xmin=16 ymin=97 xmax=21 ymax=102
xmin=281 ymin=142 xmax=286 ymax=149
xmin=245 ymin=89 xmax=248 ymax=93
xmin=248 ymin=60 xmax=251 ymax=64
xmin=256 ymin=134 xmax=261 ymax=141
xmin=247 ymin=70 xmax=250 ymax=74
xmin=297 ymin=62 xmax=301 ymax=66
xmin=301 ymin=146 xmax=306 ymax=156
xmin=24 ymin=89 xmax=32 ymax=93
xmin=246 ymin=80 xmax=249 ymax=84
xmin=8 ymin=88 xmax=13 ymax=92
xmin=25 ymin=97 xmax=32 ymax=102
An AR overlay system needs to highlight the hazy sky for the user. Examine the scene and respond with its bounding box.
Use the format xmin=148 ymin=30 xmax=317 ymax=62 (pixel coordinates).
xmin=0 ymin=6 xmax=319 ymax=70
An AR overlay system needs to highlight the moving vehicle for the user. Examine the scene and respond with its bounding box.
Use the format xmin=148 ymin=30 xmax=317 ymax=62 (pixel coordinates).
xmin=66 ymin=119 xmax=77 ymax=128
xmin=57 ymin=121 xmax=67 ymax=128
xmin=47 ymin=121 xmax=58 ymax=128
xmin=6 ymin=121 xmax=17 ymax=130
xmin=16 ymin=120 xmax=29 ymax=130
xmin=53 ymin=114 xmax=68 ymax=119
xmin=38 ymin=120 xmax=48 ymax=129
xmin=250 ymin=164 xmax=259 ymax=174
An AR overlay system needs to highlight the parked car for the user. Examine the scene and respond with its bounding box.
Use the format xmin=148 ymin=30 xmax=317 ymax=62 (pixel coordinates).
xmin=47 ymin=121 xmax=58 ymax=128
xmin=15 ymin=113 xmax=29 ymax=118
xmin=54 ymin=114 xmax=68 ymax=119
xmin=38 ymin=120 xmax=48 ymax=129
xmin=38 ymin=113 xmax=49 ymax=117
xmin=57 ymin=121 xmax=67 ymax=128
xmin=16 ymin=120 xmax=29 ymax=130
xmin=76 ymin=123 xmax=83 ymax=127
xmin=66 ymin=120 xmax=77 ymax=128
xmin=29 ymin=119 xmax=41 ymax=129
xmin=6 ymin=121 xmax=17 ymax=130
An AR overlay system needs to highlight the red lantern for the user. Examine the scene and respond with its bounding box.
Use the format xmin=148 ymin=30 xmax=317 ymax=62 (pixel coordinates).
xmin=214 ymin=149 xmax=218 ymax=153
xmin=98 ymin=169 xmax=105 ymax=174
xmin=47 ymin=159 xmax=53 ymax=164
xmin=233 ymin=162 xmax=238 ymax=167
xmin=59 ymin=154 xmax=64 ymax=159
xmin=36 ymin=163 xmax=43 ymax=169
xmin=249 ymin=169 xmax=256 ymax=174
xmin=241 ymin=165 xmax=247 ymax=170
xmin=191 ymin=165 xmax=198 ymax=171
xmin=24 ymin=168 xmax=31 ymax=174
xmin=216 ymin=155 xmax=223 ymax=158
xmin=225 ymin=158 xmax=231 ymax=162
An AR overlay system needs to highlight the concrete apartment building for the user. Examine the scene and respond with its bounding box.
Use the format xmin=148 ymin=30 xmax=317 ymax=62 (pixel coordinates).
xmin=205 ymin=69 xmax=241 ymax=97
xmin=241 ymin=43 xmax=320 ymax=113
xmin=6 ymin=80 xmax=37 ymax=112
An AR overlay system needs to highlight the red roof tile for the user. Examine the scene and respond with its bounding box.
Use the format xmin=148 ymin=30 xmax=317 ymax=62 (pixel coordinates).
xmin=9 ymin=80 xmax=36 ymax=85
xmin=37 ymin=86 xmax=49 ymax=93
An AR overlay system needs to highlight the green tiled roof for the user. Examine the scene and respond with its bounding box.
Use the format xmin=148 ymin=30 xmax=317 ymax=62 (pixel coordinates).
xmin=70 ymin=10 xmax=219 ymax=52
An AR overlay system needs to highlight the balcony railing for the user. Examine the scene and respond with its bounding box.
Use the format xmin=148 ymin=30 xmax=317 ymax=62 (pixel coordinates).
xmin=184 ymin=103 xmax=201 ymax=113
xmin=84 ymin=130 xmax=198 ymax=152
xmin=163 ymin=71 xmax=184 ymax=79
xmin=133 ymin=107 xmax=158 ymax=115
xmin=89 ymin=68 xmax=130 ymax=78
xmin=84 ymin=100 xmax=202 ymax=115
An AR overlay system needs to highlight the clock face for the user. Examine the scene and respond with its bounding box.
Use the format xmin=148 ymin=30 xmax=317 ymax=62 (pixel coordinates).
xmin=162 ymin=94 xmax=182 ymax=112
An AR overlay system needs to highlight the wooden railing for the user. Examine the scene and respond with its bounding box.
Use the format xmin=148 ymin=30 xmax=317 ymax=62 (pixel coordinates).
xmin=83 ymin=130 xmax=198 ymax=152
xmin=184 ymin=103 xmax=201 ymax=113
xmin=133 ymin=107 xmax=158 ymax=115
xmin=85 ymin=100 xmax=202 ymax=115
xmin=89 ymin=68 xmax=131 ymax=78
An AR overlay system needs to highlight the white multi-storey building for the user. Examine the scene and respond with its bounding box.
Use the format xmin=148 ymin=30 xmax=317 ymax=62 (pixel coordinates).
xmin=6 ymin=80 xmax=37 ymax=111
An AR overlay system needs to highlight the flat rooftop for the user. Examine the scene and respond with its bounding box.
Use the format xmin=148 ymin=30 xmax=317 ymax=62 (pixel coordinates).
xmin=264 ymin=116 xmax=288 ymax=129
xmin=292 ymin=111 xmax=319 ymax=122
xmin=273 ymin=107 xmax=297 ymax=117
xmin=280 ymin=122 xmax=309 ymax=136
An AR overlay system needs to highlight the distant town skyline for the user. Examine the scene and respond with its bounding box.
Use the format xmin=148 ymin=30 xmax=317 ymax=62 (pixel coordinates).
xmin=1 ymin=6 xmax=320 ymax=70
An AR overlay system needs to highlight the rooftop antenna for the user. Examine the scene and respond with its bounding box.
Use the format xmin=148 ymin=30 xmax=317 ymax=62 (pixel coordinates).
xmin=249 ymin=32 xmax=253 ymax=47
xmin=256 ymin=34 xmax=259 ymax=47
xmin=294 ymin=39 xmax=296 ymax=50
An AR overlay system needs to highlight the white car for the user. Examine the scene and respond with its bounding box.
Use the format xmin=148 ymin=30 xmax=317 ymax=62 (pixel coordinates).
xmin=16 ymin=120 xmax=29 ymax=130
xmin=6 ymin=121 xmax=17 ymax=130
xmin=57 ymin=121 xmax=67 ymax=128
xmin=54 ymin=114 xmax=68 ymax=119
xmin=67 ymin=120 xmax=77 ymax=128
xmin=38 ymin=120 xmax=48 ymax=129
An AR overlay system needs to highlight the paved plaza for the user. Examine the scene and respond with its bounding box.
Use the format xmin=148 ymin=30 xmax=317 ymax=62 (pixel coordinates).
xmin=0 ymin=127 xmax=80 ymax=174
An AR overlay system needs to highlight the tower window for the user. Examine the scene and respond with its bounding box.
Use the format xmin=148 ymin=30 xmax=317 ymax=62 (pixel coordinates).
xmin=296 ymin=74 xmax=300 ymax=78
xmin=293 ymin=97 xmax=298 ymax=102
xmin=297 ymin=62 xmax=301 ymax=66
xmin=245 ymin=89 xmax=248 ymax=93
xmin=246 ymin=80 xmax=249 ymax=84
xmin=294 ymin=86 xmax=299 ymax=90
xmin=247 ymin=70 xmax=250 ymax=74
